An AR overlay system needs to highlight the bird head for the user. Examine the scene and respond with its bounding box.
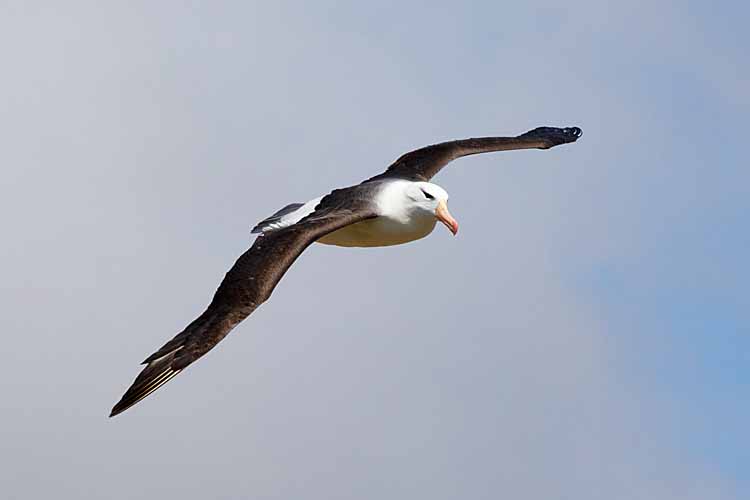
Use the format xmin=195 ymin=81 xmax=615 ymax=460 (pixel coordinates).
xmin=405 ymin=182 xmax=459 ymax=235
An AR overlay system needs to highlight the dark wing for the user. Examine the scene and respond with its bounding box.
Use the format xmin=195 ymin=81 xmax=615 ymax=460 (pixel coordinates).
xmin=366 ymin=126 xmax=582 ymax=183
xmin=110 ymin=187 xmax=376 ymax=417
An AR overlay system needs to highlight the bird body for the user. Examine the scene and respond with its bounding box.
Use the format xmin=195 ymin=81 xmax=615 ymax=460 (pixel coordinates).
xmin=257 ymin=180 xmax=449 ymax=247
xmin=110 ymin=126 xmax=582 ymax=417
xmin=318 ymin=212 xmax=438 ymax=247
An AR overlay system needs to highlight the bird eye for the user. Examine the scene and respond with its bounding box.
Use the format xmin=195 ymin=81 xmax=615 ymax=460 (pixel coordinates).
xmin=421 ymin=189 xmax=435 ymax=200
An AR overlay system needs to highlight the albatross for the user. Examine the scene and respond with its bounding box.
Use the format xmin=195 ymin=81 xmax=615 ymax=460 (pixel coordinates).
xmin=110 ymin=125 xmax=582 ymax=417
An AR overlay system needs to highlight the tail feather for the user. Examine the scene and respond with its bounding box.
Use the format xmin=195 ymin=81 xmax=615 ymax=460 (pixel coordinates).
xmin=251 ymin=202 xmax=304 ymax=234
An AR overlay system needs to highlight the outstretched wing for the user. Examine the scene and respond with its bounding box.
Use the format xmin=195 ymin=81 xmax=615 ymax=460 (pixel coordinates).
xmin=366 ymin=126 xmax=582 ymax=183
xmin=110 ymin=187 xmax=376 ymax=417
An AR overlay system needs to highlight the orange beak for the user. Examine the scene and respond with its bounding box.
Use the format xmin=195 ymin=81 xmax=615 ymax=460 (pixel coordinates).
xmin=435 ymin=200 xmax=459 ymax=236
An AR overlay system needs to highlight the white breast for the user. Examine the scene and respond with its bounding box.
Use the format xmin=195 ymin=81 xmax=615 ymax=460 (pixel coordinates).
xmin=317 ymin=214 xmax=437 ymax=247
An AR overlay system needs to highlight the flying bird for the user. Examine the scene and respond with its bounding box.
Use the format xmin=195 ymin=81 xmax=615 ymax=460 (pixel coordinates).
xmin=110 ymin=126 xmax=582 ymax=417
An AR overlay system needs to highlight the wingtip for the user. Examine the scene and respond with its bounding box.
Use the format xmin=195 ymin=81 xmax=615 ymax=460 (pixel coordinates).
xmin=109 ymin=400 xmax=128 ymax=418
xmin=109 ymin=367 xmax=183 ymax=418
xmin=520 ymin=125 xmax=583 ymax=148
xmin=566 ymin=126 xmax=583 ymax=141
xmin=550 ymin=125 xmax=583 ymax=145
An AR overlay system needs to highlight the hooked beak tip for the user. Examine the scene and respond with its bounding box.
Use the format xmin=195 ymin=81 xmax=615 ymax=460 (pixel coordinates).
xmin=435 ymin=201 xmax=459 ymax=236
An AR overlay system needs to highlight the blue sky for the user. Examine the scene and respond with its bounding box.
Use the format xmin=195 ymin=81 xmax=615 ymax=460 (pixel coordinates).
xmin=0 ymin=2 xmax=747 ymax=499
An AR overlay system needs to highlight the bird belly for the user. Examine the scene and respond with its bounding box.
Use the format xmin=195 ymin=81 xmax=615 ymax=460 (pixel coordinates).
xmin=317 ymin=215 xmax=437 ymax=248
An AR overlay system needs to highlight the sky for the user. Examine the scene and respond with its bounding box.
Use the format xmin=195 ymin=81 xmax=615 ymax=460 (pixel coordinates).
xmin=1 ymin=1 xmax=747 ymax=499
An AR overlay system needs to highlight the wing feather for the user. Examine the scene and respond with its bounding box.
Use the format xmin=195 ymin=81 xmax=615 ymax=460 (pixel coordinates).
xmin=110 ymin=187 xmax=376 ymax=417
xmin=365 ymin=126 xmax=582 ymax=182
